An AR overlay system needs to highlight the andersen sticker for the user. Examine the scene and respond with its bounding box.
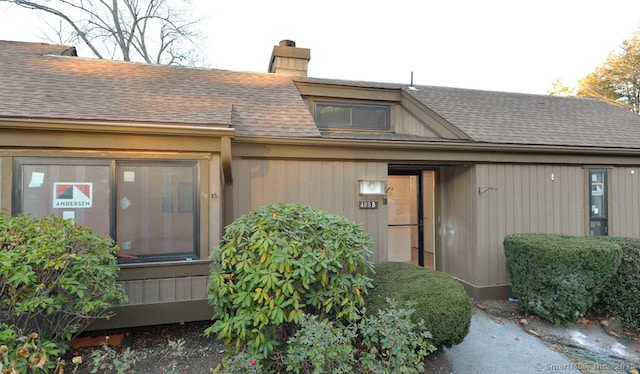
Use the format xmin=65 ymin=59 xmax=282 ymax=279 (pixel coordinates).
xmin=53 ymin=183 xmax=93 ymax=208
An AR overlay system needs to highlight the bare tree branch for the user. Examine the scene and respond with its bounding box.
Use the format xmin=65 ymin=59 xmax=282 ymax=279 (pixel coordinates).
xmin=0 ymin=0 xmax=202 ymax=65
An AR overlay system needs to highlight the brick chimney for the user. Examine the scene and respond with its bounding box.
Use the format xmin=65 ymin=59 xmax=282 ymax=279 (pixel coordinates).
xmin=268 ymin=40 xmax=310 ymax=77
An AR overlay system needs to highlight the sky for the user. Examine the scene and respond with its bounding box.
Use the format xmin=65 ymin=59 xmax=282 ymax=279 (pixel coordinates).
xmin=1 ymin=0 xmax=640 ymax=95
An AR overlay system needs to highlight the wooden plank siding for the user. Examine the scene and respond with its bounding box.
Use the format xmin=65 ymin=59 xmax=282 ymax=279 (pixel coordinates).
xmin=0 ymin=157 xmax=10 ymax=211
xmin=119 ymin=275 xmax=209 ymax=305
xmin=610 ymin=167 xmax=640 ymax=237
xmin=395 ymin=105 xmax=439 ymax=138
xmin=440 ymin=165 xmax=477 ymax=284
xmin=474 ymin=164 xmax=586 ymax=287
xmin=232 ymin=158 xmax=388 ymax=261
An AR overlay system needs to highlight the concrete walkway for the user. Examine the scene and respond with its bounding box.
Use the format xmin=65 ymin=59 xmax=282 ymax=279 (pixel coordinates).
xmin=445 ymin=309 xmax=582 ymax=374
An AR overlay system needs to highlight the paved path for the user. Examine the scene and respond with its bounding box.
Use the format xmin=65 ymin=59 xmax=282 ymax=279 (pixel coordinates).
xmin=445 ymin=309 xmax=582 ymax=374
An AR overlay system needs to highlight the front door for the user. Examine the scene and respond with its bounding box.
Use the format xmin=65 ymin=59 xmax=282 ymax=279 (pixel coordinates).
xmin=387 ymin=170 xmax=436 ymax=269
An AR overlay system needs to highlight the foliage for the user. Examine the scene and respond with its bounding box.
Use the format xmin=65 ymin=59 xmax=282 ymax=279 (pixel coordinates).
xmin=282 ymin=315 xmax=356 ymax=374
xmin=214 ymin=350 xmax=264 ymax=374
xmin=1 ymin=0 xmax=204 ymax=65
xmin=89 ymin=344 xmax=141 ymax=374
xmin=164 ymin=338 xmax=186 ymax=374
xmin=0 ymin=213 xmax=128 ymax=345
xmin=0 ymin=323 xmax=68 ymax=373
xmin=356 ymin=300 xmax=436 ymax=374
xmin=206 ymin=203 xmax=375 ymax=361
xmin=576 ymin=27 xmax=640 ymax=112
xmin=548 ymin=78 xmax=576 ymax=97
xmin=504 ymin=233 xmax=622 ymax=324
xmin=282 ymin=300 xmax=435 ymax=374
xmin=592 ymin=237 xmax=640 ymax=330
xmin=364 ymin=262 xmax=472 ymax=347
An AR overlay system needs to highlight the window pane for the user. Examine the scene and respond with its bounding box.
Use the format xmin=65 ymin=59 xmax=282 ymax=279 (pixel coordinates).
xmin=352 ymin=106 xmax=388 ymax=129
xmin=590 ymin=170 xmax=606 ymax=218
xmin=314 ymin=102 xmax=389 ymax=130
xmin=315 ymin=104 xmax=350 ymax=127
xmin=116 ymin=163 xmax=197 ymax=260
xmin=20 ymin=162 xmax=111 ymax=238
xmin=589 ymin=169 xmax=607 ymax=237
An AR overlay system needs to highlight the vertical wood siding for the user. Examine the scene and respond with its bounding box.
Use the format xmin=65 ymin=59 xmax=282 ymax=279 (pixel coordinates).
xmin=0 ymin=157 xmax=8 ymax=211
xmin=122 ymin=275 xmax=209 ymax=305
xmin=610 ymin=167 xmax=640 ymax=237
xmin=440 ymin=166 xmax=477 ymax=283
xmin=232 ymin=159 xmax=388 ymax=261
xmin=207 ymin=155 xmax=222 ymax=253
xmin=395 ymin=106 xmax=439 ymax=138
xmin=475 ymin=164 xmax=585 ymax=286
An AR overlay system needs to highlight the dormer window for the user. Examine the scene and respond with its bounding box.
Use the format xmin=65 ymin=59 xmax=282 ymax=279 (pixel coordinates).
xmin=314 ymin=102 xmax=390 ymax=130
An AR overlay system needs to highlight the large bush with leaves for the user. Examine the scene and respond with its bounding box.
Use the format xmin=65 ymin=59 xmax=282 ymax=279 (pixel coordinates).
xmin=206 ymin=203 xmax=375 ymax=361
xmin=504 ymin=233 xmax=622 ymax=324
xmin=365 ymin=262 xmax=472 ymax=347
xmin=592 ymin=237 xmax=640 ymax=330
xmin=0 ymin=213 xmax=127 ymax=346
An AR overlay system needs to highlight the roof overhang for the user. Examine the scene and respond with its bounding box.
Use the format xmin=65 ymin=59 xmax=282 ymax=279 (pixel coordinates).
xmin=0 ymin=118 xmax=235 ymax=137
xmin=231 ymin=135 xmax=640 ymax=163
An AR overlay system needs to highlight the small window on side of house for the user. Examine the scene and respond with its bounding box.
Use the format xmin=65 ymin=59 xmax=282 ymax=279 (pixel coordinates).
xmin=589 ymin=169 xmax=608 ymax=236
xmin=314 ymin=102 xmax=389 ymax=130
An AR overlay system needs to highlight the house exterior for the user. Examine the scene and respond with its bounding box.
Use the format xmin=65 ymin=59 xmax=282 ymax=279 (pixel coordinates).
xmin=2 ymin=39 xmax=640 ymax=329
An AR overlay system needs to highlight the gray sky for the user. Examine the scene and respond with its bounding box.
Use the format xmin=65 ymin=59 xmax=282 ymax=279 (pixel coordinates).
xmin=2 ymin=0 xmax=640 ymax=95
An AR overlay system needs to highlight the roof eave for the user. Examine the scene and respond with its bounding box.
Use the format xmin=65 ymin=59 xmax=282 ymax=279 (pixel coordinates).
xmin=0 ymin=118 xmax=235 ymax=137
xmin=232 ymin=135 xmax=640 ymax=156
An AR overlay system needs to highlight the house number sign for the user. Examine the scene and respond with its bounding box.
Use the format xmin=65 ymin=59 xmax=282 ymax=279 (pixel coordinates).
xmin=359 ymin=201 xmax=378 ymax=209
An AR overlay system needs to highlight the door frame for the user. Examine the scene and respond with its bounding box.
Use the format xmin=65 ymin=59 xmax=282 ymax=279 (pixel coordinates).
xmin=388 ymin=169 xmax=425 ymax=266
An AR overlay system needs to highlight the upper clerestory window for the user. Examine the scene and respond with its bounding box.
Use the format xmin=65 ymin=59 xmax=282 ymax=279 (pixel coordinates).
xmin=314 ymin=102 xmax=390 ymax=130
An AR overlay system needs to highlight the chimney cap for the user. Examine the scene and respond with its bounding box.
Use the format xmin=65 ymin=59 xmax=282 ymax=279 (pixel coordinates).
xmin=279 ymin=39 xmax=296 ymax=47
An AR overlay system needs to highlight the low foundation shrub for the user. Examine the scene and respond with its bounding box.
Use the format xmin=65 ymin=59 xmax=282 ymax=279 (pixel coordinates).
xmin=0 ymin=323 xmax=67 ymax=373
xmin=592 ymin=237 xmax=640 ymax=330
xmin=364 ymin=262 xmax=472 ymax=347
xmin=206 ymin=203 xmax=375 ymax=363
xmin=504 ymin=233 xmax=622 ymax=324
xmin=0 ymin=213 xmax=127 ymax=349
xmin=282 ymin=300 xmax=436 ymax=374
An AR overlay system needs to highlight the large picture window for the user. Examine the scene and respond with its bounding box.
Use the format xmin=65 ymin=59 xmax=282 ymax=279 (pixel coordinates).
xmin=14 ymin=158 xmax=199 ymax=262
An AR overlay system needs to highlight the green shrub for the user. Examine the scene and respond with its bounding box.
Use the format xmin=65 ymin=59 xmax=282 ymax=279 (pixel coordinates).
xmin=504 ymin=233 xmax=622 ymax=324
xmin=0 ymin=323 xmax=66 ymax=373
xmin=206 ymin=203 xmax=375 ymax=361
xmin=364 ymin=262 xmax=472 ymax=347
xmin=592 ymin=237 xmax=640 ymax=330
xmin=283 ymin=315 xmax=356 ymax=374
xmin=356 ymin=299 xmax=436 ymax=373
xmin=0 ymin=213 xmax=128 ymax=346
xmin=283 ymin=300 xmax=436 ymax=374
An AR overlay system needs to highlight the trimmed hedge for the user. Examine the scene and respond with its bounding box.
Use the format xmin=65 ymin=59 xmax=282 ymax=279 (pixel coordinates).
xmin=504 ymin=233 xmax=622 ymax=324
xmin=364 ymin=262 xmax=472 ymax=348
xmin=592 ymin=237 xmax=640 ymax=330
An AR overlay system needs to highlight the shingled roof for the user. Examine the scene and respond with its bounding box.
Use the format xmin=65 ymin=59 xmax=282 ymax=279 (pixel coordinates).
xmin=0 ymin=40 xmax=320 ymax=138
xmin=406 ymin=85 xmax=640 ymax=149
xmin=296 ymin=76 xmax=640 ymax=149
xmin=4 ymin=40 xmax=640 ymax=148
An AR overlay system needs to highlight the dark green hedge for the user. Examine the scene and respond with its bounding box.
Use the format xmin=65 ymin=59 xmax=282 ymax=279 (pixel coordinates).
xmin=592 ymin=237 xmax=640 ymax=330
xmin=364 ymin=262 xmax=472 ymax=348
xmin=504 ymin=233 xmax=622 ymax=324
